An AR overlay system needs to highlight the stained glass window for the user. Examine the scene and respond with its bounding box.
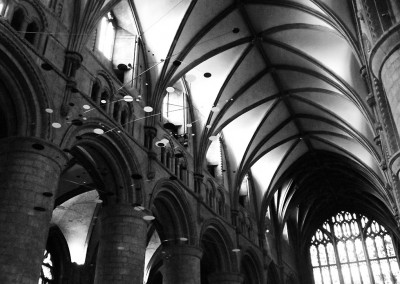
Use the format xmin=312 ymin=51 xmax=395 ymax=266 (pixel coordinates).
xmin=310 ymin=211 xmax=400 ymax=284
xmin=38 ymin=250 xmax=54 ymax=284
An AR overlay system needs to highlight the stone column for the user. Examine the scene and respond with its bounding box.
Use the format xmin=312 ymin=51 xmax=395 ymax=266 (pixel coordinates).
xmin=0 ymin=136 xmax=67 ymax=283
xmin=208 ymin=272 xmax=244 ymax=284
xmin=94 ymin=204 xmax=147 ymax=284
xmin=162 ymin=244 xmax=203 ymax=284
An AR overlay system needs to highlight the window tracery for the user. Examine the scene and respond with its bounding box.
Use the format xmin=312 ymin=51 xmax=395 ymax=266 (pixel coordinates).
xmin=310 ymin=211 xmax=400 ymax=284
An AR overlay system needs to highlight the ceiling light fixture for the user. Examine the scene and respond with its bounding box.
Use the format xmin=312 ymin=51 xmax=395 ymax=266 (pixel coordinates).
xmin=166 ymin=87 xmax=175 ymax=93
xmin=144 ymin=106 xmax=153 ymax=112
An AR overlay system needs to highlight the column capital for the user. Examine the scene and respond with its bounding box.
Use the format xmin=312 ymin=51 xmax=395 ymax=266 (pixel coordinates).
xmin=163 ymin=244 xmax=203 ymax=259
xmin=208 ymin=272 xmax=244 ymax=284
xmin=100 ymin=203 xmax=149 ymax=221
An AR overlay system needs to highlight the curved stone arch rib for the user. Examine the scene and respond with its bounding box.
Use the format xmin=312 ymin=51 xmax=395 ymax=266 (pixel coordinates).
xmin=240 ymin=248 xmax=264 ymax=284
xmin=150 ymin=179 xmax=198 ymax=245
xmin=59 ymin=119 xmax=144 ymax=204
xmin=200 ymin=218 xmax=235 ymax=273
xmin=0 ymin=27 xmax=51 ymax=139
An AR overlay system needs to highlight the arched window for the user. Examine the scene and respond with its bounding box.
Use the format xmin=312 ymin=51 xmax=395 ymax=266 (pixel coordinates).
xmin=38 ymin=249 xmax=55 ymax=284
xmin=91 ymin=81 xmax=100 ymax=103
xmin=10 ymin=8 xmax=25 ymax=31
xmin=98 ymin=12 xmax=116 ymax=60
xmin=239 ymin=175 xmax=250 ymax=208
xmin=25 ymin=21 xmax=39 ymax=44
xmin=310 ymin=211 xmax=400 ymax=284
xmin=120 ymin=108 xmax=128 ymax=128
xmin=100 ymin=91 xmax=109 ymax=112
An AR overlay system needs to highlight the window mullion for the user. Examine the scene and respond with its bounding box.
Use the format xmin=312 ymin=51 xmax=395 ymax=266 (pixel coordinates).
xmin=324 ymin=244 xmax=334 ymax=284
xmin=371 ymin=235 xmax=385 ymax=283
xmin=359 ymin=219 xmax=376 ymax=284
xmin=381 ymin=233 xmax=396 ymax=283
xmin=330 ymin=221 xmax=345 ymax=284
xmin=342 ymin=236 xmax=355 ymax=284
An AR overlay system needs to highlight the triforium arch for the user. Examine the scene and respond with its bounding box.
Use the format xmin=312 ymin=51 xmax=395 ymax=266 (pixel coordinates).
xmin=149 ymin=180 xmax=197 ymax=245
xmin=0 ymin=24 xmax=51 ymax=139
xmin=200 ymin=218 xmax=236 ymax=282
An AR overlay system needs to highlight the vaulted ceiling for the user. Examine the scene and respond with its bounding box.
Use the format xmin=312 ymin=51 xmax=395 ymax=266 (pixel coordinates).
xmin=129 ymin=0 xmax=390 ymax=229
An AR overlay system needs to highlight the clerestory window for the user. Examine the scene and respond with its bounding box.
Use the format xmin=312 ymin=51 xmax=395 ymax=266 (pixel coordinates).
xmin=98 ymin=12 xmax=116 ymax=60
xmin=310 ymin=211 xmax=400 ymax=284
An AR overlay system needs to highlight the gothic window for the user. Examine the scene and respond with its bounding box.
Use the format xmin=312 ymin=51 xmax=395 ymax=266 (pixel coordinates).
xmin=98 ymin=12 xmax=116 ymax=60
xmin=10 ymin=8 xmax=25 ymax=31
xmin=310 ymin=211 xmax=400 ymax=284
xmin=120 ymin=108 xmax=128 ymax=128
xmin=25 ymin=20 xmax=39 ymax=44
xmin=38 ymin=249 xmax=54 ymax=284
xmin=239 ymin=175 xmax=250 ymax=208
xmin=100 ymin=90 xmax=109 ymax=112
xmin=91 ymin=80 xmax=100 ymax=103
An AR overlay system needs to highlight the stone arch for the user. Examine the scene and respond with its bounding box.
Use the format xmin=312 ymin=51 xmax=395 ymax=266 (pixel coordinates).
xmin=10 ymin=6 xmax=26 ymax=31
xmin=59 ymin=119 xmax=144 ymax=205
xmin=241 ymin=248 xmax=263 ymax=284
xmin=0 ymin=27 xmax=51 ymax=139
xmin=200 ymin=218 xmax=235 ymax=278
xmin=149 ymin=180 xmax=197 ymax=245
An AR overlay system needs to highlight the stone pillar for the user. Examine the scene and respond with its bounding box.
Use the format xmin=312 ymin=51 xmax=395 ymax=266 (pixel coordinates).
xmin=61 ymin=51 xmax=83 ymax=116
xmin=162 ymin=244 xmax=203 ymax=284
xmin=94 ymin=204 xmax=147 ymax=284
xmin=144 ymin=126 xmax=157 ymax=180
xmin=0 ymin=136 xmax=67 ymax=283
xmin=208 ymin=272 xmax=244 ymax=284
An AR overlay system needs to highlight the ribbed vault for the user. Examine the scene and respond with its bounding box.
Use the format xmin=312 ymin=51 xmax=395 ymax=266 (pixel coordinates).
xmin=129 ymin=0 xmax=388 ymax=237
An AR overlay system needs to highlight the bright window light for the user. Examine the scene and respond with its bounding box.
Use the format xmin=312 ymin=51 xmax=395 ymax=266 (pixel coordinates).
xmin=98 ymin=12 xmax=116 ymax=60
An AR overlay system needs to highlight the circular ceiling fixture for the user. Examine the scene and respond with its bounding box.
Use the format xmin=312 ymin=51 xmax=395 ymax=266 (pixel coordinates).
xmin=232 ymin=248 xmax=241 ymax=252
xmin=204 ymin=72 xmax=212 ymax=78
xmin=123 ymin=95 xmax=134 ymax=102
xmin=131 ymin=173 xmax=143 ymax=180
xmin=155 ymin=141 xmax=165 ymax=147
xmin=166 ymin=87 xmax=175 ymax=93
xmin=52 ymin=122 xmax=62 ymax=128
xmin=83 ymin=105 xmax=91 ymax=110
xmin=93 ymin=128 xmax=104 ymax=135
xmin=144 ymin=106 xmax=153 ymax=112
xmin=101 ymin=100 xmax=106 ymax=104
xmin=45 ymin=108 xmax=53 ymax=113
xmin=173 ymin=60 xmax=182 ymax=66
xmin=41 ymin=62 xmax=53 ymax=71
xmin=232 ymin=27 xmax=240 ymax=33
xmin=143 ymin=215 xmax=155 ymax=221
xmin=186 ymin=123 xmax=192 ymax=127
